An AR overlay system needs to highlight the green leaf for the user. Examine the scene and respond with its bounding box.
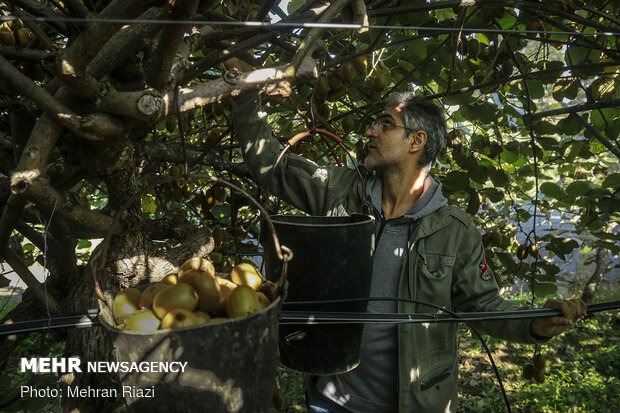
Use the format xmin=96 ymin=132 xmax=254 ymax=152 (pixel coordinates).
xmin=598 ymin=197 xmax=618 ymax=214
xmin=287 ymin=0 xmax=305 ymax=13
xmin=549 ymin=237 xmax=579 ymax=256
xmin=540 ymin=182 xmax=566 ymax=200
xmin=594 ymin=240 xmax=620 ymax=254
xmin=557 ymin=115 xmax=583 ymax=136
xmin=533 ymin=282 xmax=557 ymax=298
xmin=442 ymin=171 xmax=470 ymax=191
xmin=77 ymin=239 xmax=92 ymax=249
xmin=496 ymin=252 xmax=518 ymax=272
xmin=602 ymin=173 xmax=620 ymax=189
xmin=565 ymin=141 xmax=585 ymax=163
xmin=466 ymin=191 xmax=480 ymax=215
xmin=406 ymin=39 xmax=427 ymax=60
xmin=489 ymin=168 xmax=509 ymax=187
xmin=565 ymin=181 xmax=591 ymax=198
xmin=480 ymin=188 xmax=504 ymax=203
xmin=533 ymin=120 xmax=558 ymax=136
xmin=552 ymin=80 xmax=579 ymax=102
xmin=524 ymin=79 xmax=544 ymax=99
xmin=498 ymin=13 xmax=517 ymax=29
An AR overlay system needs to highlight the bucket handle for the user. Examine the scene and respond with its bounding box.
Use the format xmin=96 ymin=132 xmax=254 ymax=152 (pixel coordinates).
xmin=92 ymin=174 xmax=293 ymax=308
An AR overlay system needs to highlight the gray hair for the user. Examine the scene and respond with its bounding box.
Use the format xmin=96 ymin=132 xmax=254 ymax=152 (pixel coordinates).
xmin=384 ymin=93 xmax=447 ymax=167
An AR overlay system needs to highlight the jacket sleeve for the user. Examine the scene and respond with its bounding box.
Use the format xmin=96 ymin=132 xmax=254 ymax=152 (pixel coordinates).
xmin=451 ymin=224 xmax=549 ymax=344
xmin=232 ymin=92 xmax=338 ymax=216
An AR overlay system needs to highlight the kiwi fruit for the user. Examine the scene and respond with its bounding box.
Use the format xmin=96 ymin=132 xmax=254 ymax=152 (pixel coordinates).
xmin=231 ymin=262 xmax=263 ymax=290
xmin=370 ymin=88 xmax=382 ymax=103
xmin=194 ymin=310 xmax=212 ymax=324
xmin=179 ymin=257 xmax=215 ymax=279
xmin=516 ymin=244 xmax=529 ymax=260
xmin=522 ymin=364 xmax=535 ymax=380
xmin=341 ymin=116 xmax=355 ymax=132
xmin=353 ymin=55 xmax=368 ymax=73
xmin=257 ymin=292 xmax=271 ymax=309
xmin=139 ymin=282 xmax=171 ymax=310
xmin=466 ymin=38 xmax=481 ymax=59
xmin=112 ymin=288 xmax=141 ymax=324
xmin=372 ymin=74 xmax=387 ymax=90
xmin=534 ymin=369 xmax=545 ymax=384
xmin=317 ymin=76 xmax=331 ymax=95
xmin=161 ymin=309 xmax=199 ymax=329
xmin=180 ymin=270 xmax=221 ymax=313
xmin=341 ymin=61 xmax=355 ymax=82
xmin=161 ymin=273 xmax=178 ymax=285
xmin=165 ymin=118 xmax=176 ymax=133
xmin=528 ymin=244 xmax=540 ymax=259
xmin=490 ymin=231 xmax=502 ymax=247
xmin=482 ymin=233 xmax=492 ymax=248
xmin=533 ymin=354 xmax=546 ymax=371
xmin=124 ymin=310 xmax=160 ymax=331
xmin=152 ymin=283 xmax=199 ymax=319
xmin=226 ymin=285 xmax=261 ymax=318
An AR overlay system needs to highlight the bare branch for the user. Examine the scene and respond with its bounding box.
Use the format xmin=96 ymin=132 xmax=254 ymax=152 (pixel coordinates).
xmin=15 ymin=177 xmax=113 ymax=238
xmin=291 ymin=0 xmax=350 ymax=70
xmin=145 ymin=0 xmax=200 ymax=89
xmin=0 ymin=195 xmax=27 ymax=258
xmin=573 ymin=114 xmax=620 ymax=160
xmin=2 ymin=55 xmax=133 ymax=141
xmin=0 ymin=47 xmax=53 ymax=62
xmin=103 ymin=56 xmax=318 ymax=123
xmin=87 ymin=7 xmax=170 ymax=79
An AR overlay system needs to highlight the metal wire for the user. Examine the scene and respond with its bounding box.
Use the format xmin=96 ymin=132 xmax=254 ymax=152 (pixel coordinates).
xmin=0 ymin=15 xmax=617 ymax=36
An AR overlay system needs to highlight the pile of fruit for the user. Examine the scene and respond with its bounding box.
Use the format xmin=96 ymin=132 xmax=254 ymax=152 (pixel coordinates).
xmin=111 ymin=258 xmax=275 ymax=331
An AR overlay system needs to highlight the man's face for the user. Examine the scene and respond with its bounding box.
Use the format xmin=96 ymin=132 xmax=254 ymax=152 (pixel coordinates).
xmin=363 ymin=106 xmax=411 ymax=172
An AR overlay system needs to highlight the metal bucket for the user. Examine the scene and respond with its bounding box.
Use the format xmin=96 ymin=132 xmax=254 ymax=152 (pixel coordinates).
xmin=262 ymin=214 xmax=375 ymax=375
xmin=99 ymin=298 xmax=280 ymax=413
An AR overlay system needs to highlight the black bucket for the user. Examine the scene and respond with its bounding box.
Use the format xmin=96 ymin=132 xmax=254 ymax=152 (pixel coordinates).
xmin=262 ymin=214 xmax=375 ymax=375
xmin=99 ymin=298 xmax=280 ymax=413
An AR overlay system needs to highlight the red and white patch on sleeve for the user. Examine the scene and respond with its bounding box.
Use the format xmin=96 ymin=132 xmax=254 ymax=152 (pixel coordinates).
xmin=479 ymin=259 xmax=492 ymax=281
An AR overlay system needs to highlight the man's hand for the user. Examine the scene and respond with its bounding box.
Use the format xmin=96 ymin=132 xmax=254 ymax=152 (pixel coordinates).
xmin=530 ymin=298 xmax=587 ymax=338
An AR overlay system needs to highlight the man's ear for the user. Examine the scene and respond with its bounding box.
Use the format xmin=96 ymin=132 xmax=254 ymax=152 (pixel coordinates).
xmin=408 ymin=130 xmax=427 ymax=153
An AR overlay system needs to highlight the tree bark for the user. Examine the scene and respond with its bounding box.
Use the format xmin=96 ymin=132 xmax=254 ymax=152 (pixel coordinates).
xmin=581 ymin=247 xmax=610 ymax=304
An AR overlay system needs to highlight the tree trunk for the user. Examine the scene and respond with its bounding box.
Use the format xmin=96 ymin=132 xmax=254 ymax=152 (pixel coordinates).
xmin=581 ymin=247 xmax=609 ymax=304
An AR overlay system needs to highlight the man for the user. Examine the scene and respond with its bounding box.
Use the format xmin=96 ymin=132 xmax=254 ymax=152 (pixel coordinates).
xmin=232 ymin=85 xmax=586 ymax=413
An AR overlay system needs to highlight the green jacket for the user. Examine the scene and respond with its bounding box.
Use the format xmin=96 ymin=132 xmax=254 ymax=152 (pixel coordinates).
xmin=233 ymin=92 xmax=546 ymax=412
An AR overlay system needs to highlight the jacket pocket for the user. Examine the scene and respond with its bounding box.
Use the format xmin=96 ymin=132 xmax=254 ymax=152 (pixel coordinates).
xmin=413 ymin=362 xmax=458 ymax=413
xmin=420 ymin=362 xmax=454 ymax=391
xmin=419 ymin=253 xmax=455 ymax=280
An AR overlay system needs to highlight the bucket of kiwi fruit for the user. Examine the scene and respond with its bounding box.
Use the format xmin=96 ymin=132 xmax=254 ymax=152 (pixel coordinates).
xmin=98 ymin=177 xmax=290 ymax=413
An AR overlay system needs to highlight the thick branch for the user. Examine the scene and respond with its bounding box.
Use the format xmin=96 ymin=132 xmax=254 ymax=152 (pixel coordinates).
xmin=87 ymin=7 xmax=170 ymax=79
xmin=0 ymin=55 xmax=117 ymax=141
xmin=104 ymin=56 xmax=318 ymax=123
xmin=13 ymin=0 xmax=68 ymax=34
xmin=3 ymin=248 xmax=61 ymax=313
xmin=0 ymin=195 xmax=26 ymax=257
xmin=15 ymin=177 xmax=113 ymax=238
xmin=58 ymin=0 xmax=158 ymax=81
xmin=291 ymin=0 xmax=351 ymax=70
xmin=145 ymin=0 xmax=200 ymax=89
xmin=581 ymin=247 xmax=610 ymax=304
xmin=0 ymin=47 xmax=53 ymax=62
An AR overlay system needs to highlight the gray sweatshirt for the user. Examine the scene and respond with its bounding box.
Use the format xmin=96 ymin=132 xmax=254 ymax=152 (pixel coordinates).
xmin=316 ymin=174 xmax=448 ymax=412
